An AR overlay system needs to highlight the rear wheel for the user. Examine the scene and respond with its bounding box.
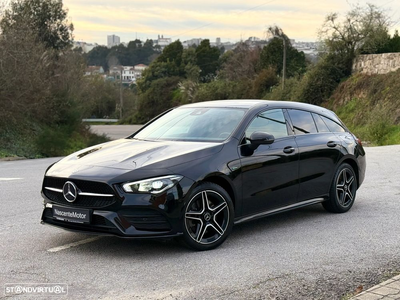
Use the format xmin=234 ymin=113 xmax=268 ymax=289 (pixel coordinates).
xmin=181 ymin=182 xmax=234 ymax=251
xmin=323 ymin=163 xmax=357 ymax=213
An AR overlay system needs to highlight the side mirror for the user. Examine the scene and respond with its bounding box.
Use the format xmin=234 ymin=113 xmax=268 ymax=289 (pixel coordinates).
xmin=249 ymin=131 xmax=275 ymax=149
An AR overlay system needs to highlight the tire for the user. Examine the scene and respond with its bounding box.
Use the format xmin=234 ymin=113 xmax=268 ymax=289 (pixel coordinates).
xmin=180 ymin=182 xmax=234 ymax=251
xmin=323 ymin=163 xmax=357 ymax=213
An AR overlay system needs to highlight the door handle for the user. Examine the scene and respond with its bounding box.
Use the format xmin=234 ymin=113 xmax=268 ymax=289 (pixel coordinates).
xmin=283 ymin=146 xmax=295 ymax=154
xmin=327 ymin=141 xmax=338 ymax=147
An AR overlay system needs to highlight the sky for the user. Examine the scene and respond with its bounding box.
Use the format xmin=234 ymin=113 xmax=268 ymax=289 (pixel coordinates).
xmin=62 ymin=0 xmax=400 ymax=45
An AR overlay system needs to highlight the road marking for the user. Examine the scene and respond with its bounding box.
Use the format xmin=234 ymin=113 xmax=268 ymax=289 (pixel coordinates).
xmin=0 ymin=178 xmax=23 ymax=181
xmin=47 ymin=237 xmax=102 ymax=253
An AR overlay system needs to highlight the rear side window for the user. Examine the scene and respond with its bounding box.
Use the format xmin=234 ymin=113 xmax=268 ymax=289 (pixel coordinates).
xmin=246 ymin=109 xmax=288 ymax=139
xmin=321 ymin=116 xmax=346 ymax=133
xmin=312 ymin=113 xmax=330 ymax=133
xmin=287 ymin=110 xmax=317 ymax=135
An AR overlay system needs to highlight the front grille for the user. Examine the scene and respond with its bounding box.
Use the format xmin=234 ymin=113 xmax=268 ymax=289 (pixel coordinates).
xmin=92 ymin=215 xmax=108 ymax=226
xmin=43 ymin=177 xmax=117 ymax=208
xmin=122 ymin=209 xmax=171 ymax=231
xmin=44 ymin=177 xmax=114 ymax=194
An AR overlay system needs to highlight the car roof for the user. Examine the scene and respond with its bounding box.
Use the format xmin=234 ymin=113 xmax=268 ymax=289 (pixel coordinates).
xmin=180 ymin=99 xmax=337 ymax=120
xmin=181 ymin=99 xmax=267 ymax=109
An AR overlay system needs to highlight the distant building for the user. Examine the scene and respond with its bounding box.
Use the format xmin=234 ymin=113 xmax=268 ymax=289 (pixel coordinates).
xmin=134 ymin=64 xmax=148 ymax=72
xmin=85 ymin=66 xmax=105 ymax=76
xmin=108 ymin=65 xmax=148 ymax=83
xmin=73 ymin=41 xmax=99 ymax=53
xmin=109 ymin=66 xmax=123 ymax=81
xmin=107 ymin=35 xmax=121 ymax=48
xmin=292 ymin=41 xmax=319 ymax=57
xmin=183 ymin=38 xmax=203 ymax=48
xmin=244 ymin=36 xmax=268 ymax=49
xmin=156 ymin=35 xmax=172 ymax=49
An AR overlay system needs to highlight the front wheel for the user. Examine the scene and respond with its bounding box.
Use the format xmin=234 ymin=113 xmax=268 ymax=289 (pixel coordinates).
xmin=323 ymin=163 xmax=357 ymax=213
xmin=181 ymin=182 xmax=234 ymax=251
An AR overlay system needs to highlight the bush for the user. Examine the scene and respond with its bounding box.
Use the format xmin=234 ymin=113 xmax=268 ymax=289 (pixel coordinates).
xmin=193 ymin=79 xmax=253 ymax=103
xmin=295 ymin=54 xmax=347 ymax=105
xmin=263 ymin=76 xmax=302 ymax=101
xmin=35 ymin=124 xmax=109 ymax=157
xmin=133 ymin=77 xmax=181 ymax=123
xmin=325 ymin=70 xmax=400 ymax=145
xmin=252 ymin=68 xmax=279 ymax=98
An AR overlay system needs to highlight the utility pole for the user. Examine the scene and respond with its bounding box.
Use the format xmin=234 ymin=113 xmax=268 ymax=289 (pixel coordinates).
xmin=282 ymin=37 xmax=286 ymax=90
xmin=273 ymin=35 xmax=286 ymax=90
xmin=120 ymin=68 xmax=123 ymax=119
xmin=268 ymin=26 xmax=287 ymax=90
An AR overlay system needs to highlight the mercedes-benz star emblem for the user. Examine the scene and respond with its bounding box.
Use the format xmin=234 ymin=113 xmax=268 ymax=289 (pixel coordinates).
xmin=62 ymin=181 xmax=78 ymax=202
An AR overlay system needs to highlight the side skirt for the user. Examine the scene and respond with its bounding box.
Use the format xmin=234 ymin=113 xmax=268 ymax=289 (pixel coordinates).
xmin=234 ymin=198 xmax=325 ymax=225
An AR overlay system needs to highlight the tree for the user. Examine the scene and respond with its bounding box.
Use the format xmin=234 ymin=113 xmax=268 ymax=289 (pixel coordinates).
xmin=138 ymin=39 xmax=157 ymax=64
xmin=387 ymin=30 xmax=400 ymax=52
xmin=252 ymin=67 xmax=278 ymax=98
xmin=135 ymin=77 xmax=181 ymax=123
xmin=157 ymin=40 xmax=184 ymax=67
xmin=219 ymin=43 xmax=260 ymax=81
xmin=375 ymin=30 xmax=400 ymax=53
xmin=137 ymin=41 xmax=184 ymax=92
xmin=0 ymin=0 xmax=73 ymax=50
xmin=182 ymin=47 xmax=200 ymax=81
xmin=87 ymin=46 xmax=110 ymax=71
xmin=319 ymin=3 xmax=391 ymax=74
xmin=295 ymin=54 xmax=346 ymax=105
xmin=195 ymin=39 xmax=220 ymax=82
xmin=106 ymin=44 xmax=130 ymax=67
xmin=260 ymin=37 xmax=306 ymax=78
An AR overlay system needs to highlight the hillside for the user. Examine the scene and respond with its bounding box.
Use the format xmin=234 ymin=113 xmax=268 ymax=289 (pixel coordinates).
xmin=324 ymin=69 xmax=400 ymax=145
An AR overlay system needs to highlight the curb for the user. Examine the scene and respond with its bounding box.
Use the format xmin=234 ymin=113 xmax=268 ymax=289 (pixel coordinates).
xmin=0 ymin=157 xmax=27 ymax=162
xmin=351 ymin=274 xmax=400 ymax=300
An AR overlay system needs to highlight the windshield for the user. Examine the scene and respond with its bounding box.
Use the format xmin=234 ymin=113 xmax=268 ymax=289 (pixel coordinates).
xmin=132 ymin=107 xmax=246 ymax=142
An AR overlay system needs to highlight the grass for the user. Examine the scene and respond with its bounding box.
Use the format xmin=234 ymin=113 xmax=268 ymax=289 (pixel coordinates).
xmin=325 ymin=70 xmax=400 ymax=146
xmin=0 ymin=122 xmax=109 ymax=159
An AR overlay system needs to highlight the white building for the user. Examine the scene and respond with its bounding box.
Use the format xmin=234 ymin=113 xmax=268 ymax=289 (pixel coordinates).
xmin=183 ymin=38 xmax=203 ymax=48
xmin=109 ymin=65 xmax=148 ymax=83
xmin=122 ymin=66 xmax=136 ymax=82
xmin=73 ymin=41 xmax=99 ymax=53
xmin=156 ymin=35 xmax=172 ymax=49
xmin=134 ymin=64 xmax=148 ymax=72
xmin=85 ymin=66 xmax=105 ymax=76
xmin=107 ymin=35 xmax=121 ymax=48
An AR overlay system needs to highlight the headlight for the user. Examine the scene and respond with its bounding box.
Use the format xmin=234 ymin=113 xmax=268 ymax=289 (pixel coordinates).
xmin=122 ymin=175 xmax=183 ymax=194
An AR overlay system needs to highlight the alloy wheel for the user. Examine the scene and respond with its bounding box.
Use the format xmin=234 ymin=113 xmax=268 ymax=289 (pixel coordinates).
xmin=185 ymin=190 xmax=230 ymax=245
xmin=336 ymin=168 xmax=356 ymax=207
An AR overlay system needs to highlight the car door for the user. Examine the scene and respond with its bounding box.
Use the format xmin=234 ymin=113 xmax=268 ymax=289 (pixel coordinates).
xmin=239 ymin=109 xmax=300 ymax=216
xmin=286 ymin=110 xmax=343 ymax=202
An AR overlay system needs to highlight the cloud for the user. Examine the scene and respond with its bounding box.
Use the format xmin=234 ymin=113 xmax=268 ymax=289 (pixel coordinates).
xmin=63 ymin=0 xmax=400 ymax=44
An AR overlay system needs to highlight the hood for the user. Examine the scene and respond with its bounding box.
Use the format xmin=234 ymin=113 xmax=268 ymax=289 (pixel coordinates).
xmin=46 ymin=138 xmax=224 ymax=178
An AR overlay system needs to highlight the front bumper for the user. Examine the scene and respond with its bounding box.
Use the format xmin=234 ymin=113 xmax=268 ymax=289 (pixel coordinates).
xmin=41 ymin=177 xmax=195 ymax=238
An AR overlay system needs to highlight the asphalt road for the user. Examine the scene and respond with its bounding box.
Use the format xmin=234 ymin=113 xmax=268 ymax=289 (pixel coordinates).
xmin=90 ymin=125 xmax=143 ymax=140
xmin=1 ymin=145 xmax=400 ymax=299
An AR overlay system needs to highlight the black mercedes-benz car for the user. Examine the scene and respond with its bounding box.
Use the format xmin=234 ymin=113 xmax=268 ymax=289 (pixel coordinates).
xmin=41 ymin=100 xmax=366 ymax=250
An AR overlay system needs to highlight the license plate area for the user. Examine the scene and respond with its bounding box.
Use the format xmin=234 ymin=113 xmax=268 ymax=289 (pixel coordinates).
xmin=52 ymin=205 xmax=91 ymax=224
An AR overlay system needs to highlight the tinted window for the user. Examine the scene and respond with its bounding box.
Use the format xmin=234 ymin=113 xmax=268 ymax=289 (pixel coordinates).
xmin=288 ymin=110 xmax=317 ymax=135
xmin=321 ymin=116 xmax=346 ymax=133
xmin=312 ymin=113 xmax=330 ymax=133
xmin=246 ymin=109 xmax=288 ymax=139
xmin=134 ymin=107 xmax=246 ymax=142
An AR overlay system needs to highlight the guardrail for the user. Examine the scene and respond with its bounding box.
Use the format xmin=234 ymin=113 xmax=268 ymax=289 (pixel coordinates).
xmin=82 ymin=119 xmax=119 ymax=123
